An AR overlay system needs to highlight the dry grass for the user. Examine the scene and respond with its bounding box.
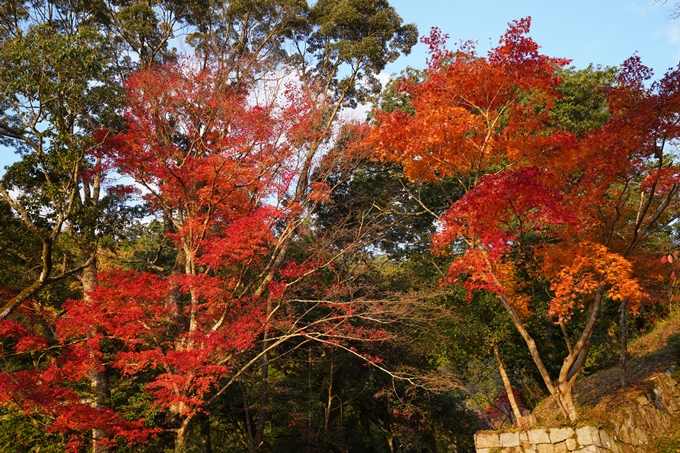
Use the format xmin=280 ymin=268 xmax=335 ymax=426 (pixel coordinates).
xmin=532 ymin=310 xmax=680 ymax=426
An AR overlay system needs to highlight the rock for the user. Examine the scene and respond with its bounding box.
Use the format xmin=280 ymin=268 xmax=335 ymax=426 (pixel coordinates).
xmin=652 ymin=373 xmax=680 ymax=413
xmin=554 ymin=441 xmax=568 ymax=453
xmin=537 ymin=443 xmax=556 ymax=453
xmin=565 ymin=438 xmax=577 ymax=450
xmin=598 ymin=430 xmax=617 ymax=452
xmin=550 ymin=427 xmax=575 ymax=443
xmin=500 ymin=431 xmax=521 ymax=448
xmin=528 ymin=429 xmax=552 ymax=444
xmin=618 ymin=419 xmax=632 ymax=445
xmin=475 ymin=432 xmax=500 ymax=449
xmin=631 ymin=427 xmax=647 ymax=445
xmin=576 ymin=426 xmax=601 ymax=447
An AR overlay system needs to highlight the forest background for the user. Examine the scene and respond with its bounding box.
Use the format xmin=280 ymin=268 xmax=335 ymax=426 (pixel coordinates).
xmin=2 ymin=1 xmax=680 ymax=453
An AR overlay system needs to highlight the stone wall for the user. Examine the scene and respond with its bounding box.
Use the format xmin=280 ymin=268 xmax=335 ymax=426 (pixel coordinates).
xmin=474 ymin=371 xmax=680 ymax=453
xmin=475 ymin=426 xmax=621 ymax=453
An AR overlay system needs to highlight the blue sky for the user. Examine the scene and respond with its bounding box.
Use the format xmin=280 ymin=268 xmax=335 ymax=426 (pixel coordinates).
xmin=1 ymin=0 xmax=678 ymax=172
xmin=385 ymin=0 xmax=679 ymax=76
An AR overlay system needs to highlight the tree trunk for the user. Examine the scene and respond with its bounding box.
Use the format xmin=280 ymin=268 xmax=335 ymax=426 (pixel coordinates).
xmin=493 ymin=344 xmax=524 ymax=428
xmin=90 ymin=365 xmax=110 ymax=453
xmin=494 ymin=282 xmax=604 ymax=423
xmin=240 ymin=381 xmax=255 ymax=452
xmin=254 ymin=349 xmax=268 ymax=452
xmin=253 ymin=300 xmax=271 ymax=452
xmin=324 ymin=358 xmax=334 ymax=430
xmin=306 ymin=345 xmax=315 ymax=453
xmin=555 ymin=382 xmax=578 ymax=423
xmin=199 ymin=413 xmax=213 ymax=453
xmin=175 ymin=419 xmax=190 ymax=453
xmin=620 ymin=299 xmax=629 ymax=387
xmin=82 ymin=257 xmax=111 ymax=453
xmin=165 ymin=210 xmax=184 ymax=332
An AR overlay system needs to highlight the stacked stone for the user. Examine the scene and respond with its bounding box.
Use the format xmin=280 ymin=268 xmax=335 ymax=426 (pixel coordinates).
xmin=474 ymin=371 xmax=680 ymax=453
xmin=474 ymin=426 xmax=620 ymax=453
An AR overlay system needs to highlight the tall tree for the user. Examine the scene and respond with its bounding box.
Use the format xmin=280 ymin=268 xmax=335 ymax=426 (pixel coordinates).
xmin=367 ymin=18 xmax=680 ymax=422
xmin=0 ymin=1 xmax=421 ymax=450
xmin=0 ymin=2 xmax=184 ymax=449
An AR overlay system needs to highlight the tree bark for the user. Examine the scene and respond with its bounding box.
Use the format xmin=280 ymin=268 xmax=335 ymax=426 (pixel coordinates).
xmin=82 ymin=256 xmax=111 ymax=453
xmin=324 ymin=358 xmax=334 ymax=430
xmin=252 ymin=299 xmax=272 ymax=452
xmin=554 ymin=381 xmax=578 ymax=422
xmin=253 ymin=348 xmax=269 ymax=452
xmin=199 ymin=413 xmax=213 ymax=453
xmin=306 ymin=345 xmax=315 ymax=453
xmin=495 ymin=282 xmax=603 ymax=423
xmin=493 ymin=344 xmax=524 ymax=428
xmin=175 ymin=419 xmax=190 ymax=453
xmin=240 ymin=381 xmax=255 ymax=452
xmin=620 ymin=299 xmax=629 ymax=387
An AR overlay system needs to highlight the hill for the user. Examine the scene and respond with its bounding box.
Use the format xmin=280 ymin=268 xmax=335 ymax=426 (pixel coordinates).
xmin=528 ymin=310 xmax=680 ymax=451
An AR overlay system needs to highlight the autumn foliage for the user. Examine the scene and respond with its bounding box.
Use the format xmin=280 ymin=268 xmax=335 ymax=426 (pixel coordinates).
xmin=368 ymin=17 xmax=680 ymax=421
xmin=0 ymin=304 xmax=152 ymax=450
xmin=0 ymin=60 xmax=376 ymax=449
xmin=370 ymin=18 xmax=572 ymax=184
xmin=4 ymin=9 xmax=680 ymax=449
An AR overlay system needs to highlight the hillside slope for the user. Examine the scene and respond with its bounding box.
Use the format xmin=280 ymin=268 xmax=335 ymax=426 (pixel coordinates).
xmin=533 ymin=311 xmax=680 ymax=423
xmin=527 ymin=311 xmax=680 ymax=451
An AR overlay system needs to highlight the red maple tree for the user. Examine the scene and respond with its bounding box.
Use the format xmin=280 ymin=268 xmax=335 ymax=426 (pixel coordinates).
xmin=368 ymin=18 xmax=680 ymax=422
xmin=0 ymin=58 xmax=385 ymax=450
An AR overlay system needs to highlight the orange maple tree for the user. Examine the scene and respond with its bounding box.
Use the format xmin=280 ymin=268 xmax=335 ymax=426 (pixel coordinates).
xmin=368 ymin=18 xmax=680 ymax=422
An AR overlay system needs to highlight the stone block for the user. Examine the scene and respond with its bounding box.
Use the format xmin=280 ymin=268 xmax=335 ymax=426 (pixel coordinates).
xmin=565 ymin=438 xmax=577 ymax=450
xmin=554 ymin=441 xmax=568 ymax=453
xmin=520 ymin=432 xmax=528 ymax=442
xmin=476 ymin=449 xmax=491 ymax=453
xmin=550 ymin=427 xmax=575 ymax=443
xmin=500 ymin=431 xmax=521 ymax=448
xmin=576 ymin=426 xmax=601 ymax=447
xmin=475 ymin=432 xmax=500 ymax=449
xmin=537 ymin=443 xmax=555 ymax=453
xmin=528 ymin=429 xmax=551 ymax=444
